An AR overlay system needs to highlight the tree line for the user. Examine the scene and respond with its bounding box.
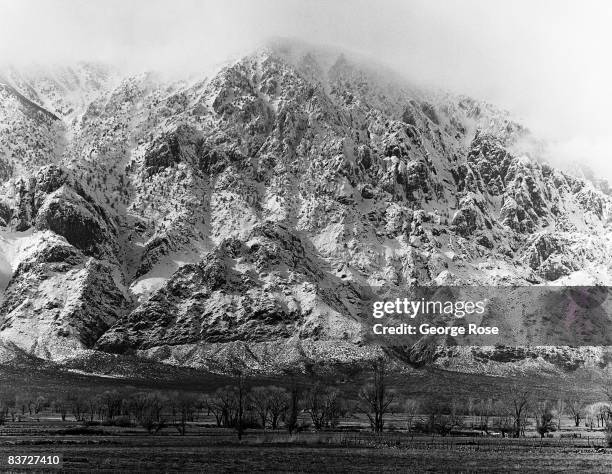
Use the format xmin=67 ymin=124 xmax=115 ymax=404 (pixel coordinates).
xmin=1 ymin=360 xmax=612 ymax=443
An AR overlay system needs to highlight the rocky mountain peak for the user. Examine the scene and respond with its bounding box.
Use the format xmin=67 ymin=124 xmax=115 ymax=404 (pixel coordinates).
xmin=0 ymin=44 xmax=610 ymax=372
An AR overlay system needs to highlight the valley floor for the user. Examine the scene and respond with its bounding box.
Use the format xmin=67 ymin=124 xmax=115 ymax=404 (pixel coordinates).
xmin=0 ymin=422 xmax=611 ymax=472
xmin=0 ymin=362 xmax=609 ymax=472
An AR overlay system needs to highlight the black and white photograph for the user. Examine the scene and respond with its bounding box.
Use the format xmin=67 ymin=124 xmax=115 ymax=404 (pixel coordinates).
xmin=0 ymin=0 xmax=612 ymax=471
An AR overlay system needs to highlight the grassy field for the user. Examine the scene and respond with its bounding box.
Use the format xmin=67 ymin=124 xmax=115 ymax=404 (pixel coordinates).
xmin=0 ymin=415 xmax=610 ymax=472
xmin=3 ymin=442 xmax=612 ymax=473
xmin=0 ymin=358 xmax=611 ymax=472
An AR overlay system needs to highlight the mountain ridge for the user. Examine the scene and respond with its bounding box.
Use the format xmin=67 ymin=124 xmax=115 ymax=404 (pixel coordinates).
xmin=0 ymin=40 xmax=610 ymax=374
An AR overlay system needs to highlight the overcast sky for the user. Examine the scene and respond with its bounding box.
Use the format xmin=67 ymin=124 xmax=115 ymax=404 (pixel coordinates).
xmin=1 ymin=0 xmax=611 ymax=178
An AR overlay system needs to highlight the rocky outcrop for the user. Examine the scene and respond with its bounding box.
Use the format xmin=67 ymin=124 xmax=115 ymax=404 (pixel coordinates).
xmin=0 ymin=42 xmax=611 ymax=371
xmin=0 ymin=233 xmax=128 ymax=359
xmin=0 ymin=165 xmax=118 ymax=260
xmin=98 ymin=223 xmax=363 ymax=356
xmin=35 ymin=186 xmax=117 ymax=258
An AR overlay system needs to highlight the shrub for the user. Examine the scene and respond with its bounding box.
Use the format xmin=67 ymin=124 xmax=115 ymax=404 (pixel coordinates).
xmin=536 ymin=409 xmax=557 ymax=438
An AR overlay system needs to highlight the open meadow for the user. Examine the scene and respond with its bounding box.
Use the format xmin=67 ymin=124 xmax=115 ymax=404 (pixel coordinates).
xmin=1 ymin=357 xmax=612 ymax=472
xmin=0 ymin=407 xmax=611 ymax=471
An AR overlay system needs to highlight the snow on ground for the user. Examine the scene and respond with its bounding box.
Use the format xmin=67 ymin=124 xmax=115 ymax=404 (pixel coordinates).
xmin=130 ymin=248 xmax=204 ymax=303
xmin=553 ymin=267 xmax=612 ymax=286
xmin=0 ymin=228 xmax=36 ymax=292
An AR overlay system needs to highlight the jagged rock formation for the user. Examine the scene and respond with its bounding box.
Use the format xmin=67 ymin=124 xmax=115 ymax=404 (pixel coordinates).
xmin=0 ymin=41 xmax=611 ymax=372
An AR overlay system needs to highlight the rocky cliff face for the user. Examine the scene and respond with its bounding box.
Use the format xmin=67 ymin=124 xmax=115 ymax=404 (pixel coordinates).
xmin=0 ymin=42 xmax=611 ymax=373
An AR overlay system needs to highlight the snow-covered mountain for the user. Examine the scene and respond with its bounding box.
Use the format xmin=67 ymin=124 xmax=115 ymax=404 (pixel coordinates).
xmin=1 ymin=40 xmax=611 ymax=373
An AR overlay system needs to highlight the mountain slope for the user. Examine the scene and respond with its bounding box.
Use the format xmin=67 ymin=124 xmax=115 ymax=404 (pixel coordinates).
xmin=0 ymin=41 xmax=611 ymax=372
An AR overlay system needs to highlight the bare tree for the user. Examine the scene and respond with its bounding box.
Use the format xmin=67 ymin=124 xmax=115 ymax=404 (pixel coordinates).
xmin=554 ymin=399 xmax=565 ymax=430
xmin=207 ymin=386 xmax=235 ymax=428
xmin=586 ymin=405 xmax=597 ymax=430
xmin=171 ymin=392 xmax=197 ymax=436
xmin=267 ymin=386 xmax=288 ymax=430
xmin=15 ymin=392 xmax=29 ymax=416
xmin=598 ymin=405 xmax=610 ymax=428
xmin=404 ymin=399 xmax=420 ymax=433
xmin=0 ymin=394 xmax=13 ymax=426
xmin=0 ymin=406 xmax=8 ymax=425
xmin=233 ymin=371 xmax=248 ymax=440
xmin=32 ymin=396 xmax=48 ymax=415
xmin=129 ymin=392 xmax=166 ymax=434
xmin=565 ymin=398 xmax=584 ymax=427
xmin=206 ymin=373 xmax=248 ymax=439
xmin=491 ymin=400 xmax=514 ymax=438
xmin=53 ymin=398 xmax=68 ymax=421
xmin=249 ymin=387 xmax=272 ymax=429
xmin=474 ymin=398 xmax=494 ymax=433
xmin=285 ymin=378 xmax=302 ymax=435
xmin=507 ymin=389 xmax=531 ymax=438
xmin=100 ymin=390 xmax=123 ymax=421
xmin=304 ymin=383 xmax=345 ymax=430
xmin=356 ymin=359 xmax=395 ymax=433
xmin=0 ymin=392 xmax=16 ymax=423
xmin=424 ymin=399 xmax=463 ymax=436
xmin=69 ymin=394 xmax=87 ymax=422
xmin=87 ymin=395 xmax=100 ymax=422
xmin=535 ymin=401 xmax=556 ymax=438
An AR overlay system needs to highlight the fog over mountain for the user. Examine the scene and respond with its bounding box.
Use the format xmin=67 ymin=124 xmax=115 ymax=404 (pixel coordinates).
xmin=1 ymin=0 xmax=611 ymax=180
